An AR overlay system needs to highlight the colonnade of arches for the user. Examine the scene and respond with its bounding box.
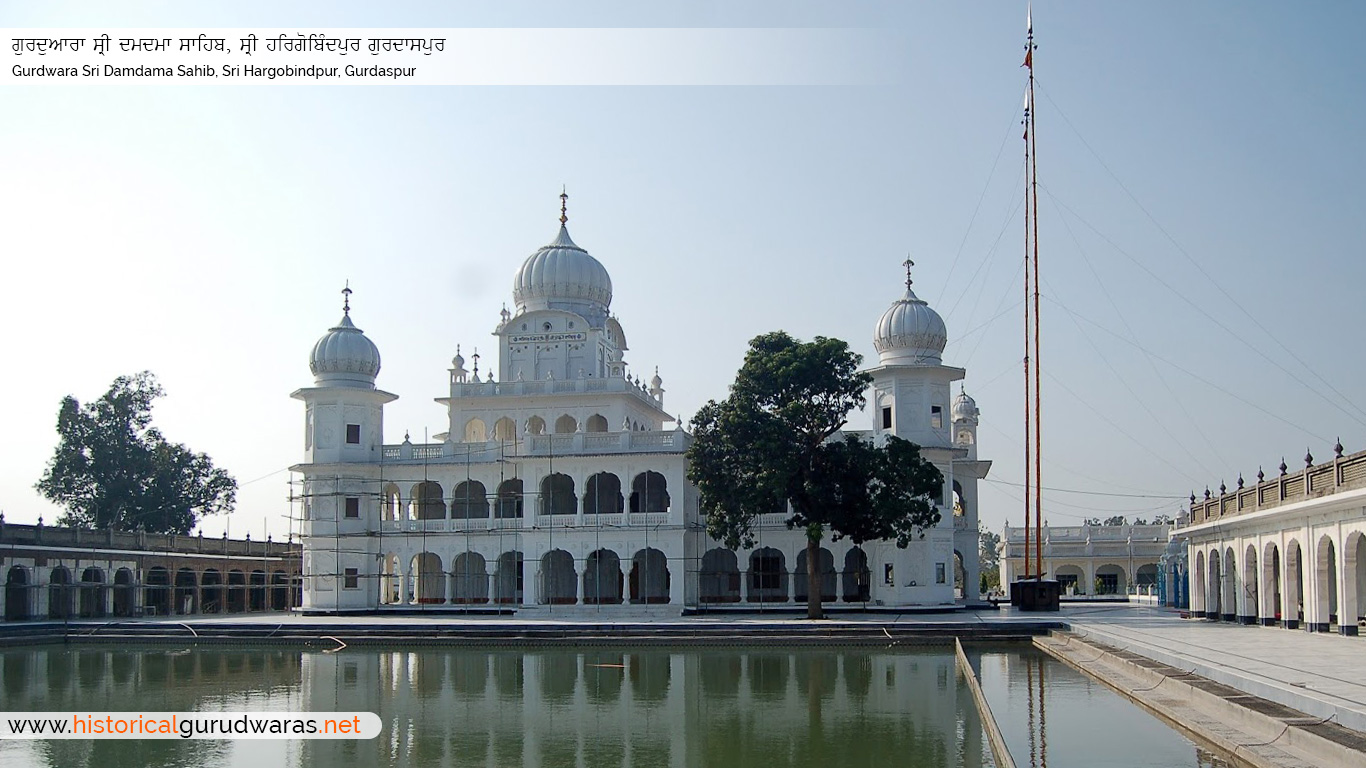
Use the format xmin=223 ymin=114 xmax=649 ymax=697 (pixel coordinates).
xmin=1045 ymin=562 xmax=1160 ymax=596
xmin=381 ymin=471 xmax=670 ymax=521
xmin=1191 ymin=532 xmax=1366 ymax=635
xmin=3 ymin=563 xmax=298 ymax=621
xmin=460 ymin=413 xmax=655 ymax=443
xmin=377 ymin=547 xmax=673 ymax=606
xmin=698 ymin=546 xmax=872 ymax=604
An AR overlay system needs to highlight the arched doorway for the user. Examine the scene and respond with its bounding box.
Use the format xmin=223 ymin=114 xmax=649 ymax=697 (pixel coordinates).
xmin=1263 ymin=542 xmax=1282 ymax=626
xmin=79 ymin=567 xmax=105 ymax=618
xmin=452 ymin=552 xmax=489 ymax=604
xmin=794 ymin=547 xmax=836 ymax=603
xmin=494 ymin=551 xmax=523 ymax=604
xmin=1207 ymin=553 xmax=1221 ymax=618
xmin=842 ymin=547 xmax=870 ymax=603
xmin=630 ymin=548 xmax=669 ymax=604
xmin=270 ymin=571 xmax=289 ymax=611
xmin=174 ymin=568 xmax=197 ymax=615
xmin=747 ymin=548 xmax=788 ymax=603
xmin=379 ymin=554 xmax=401 ymax=605
xmin=409 ymin=553 xmax=445 ymax=604
xmin=1054 ymin=564 xmax=1085 ymax=595
xmin=1221 ymin=548 xmax=1237 ymax=622
xmin=200 ymin=569 xmax=223 ymax=613
xmin=1242 ymin=545 xmax=1259 ymax=624
xmin=412 ymin=482 xmax=446 ymax=520
xmin=452 ymin=481 xmax=489 ymax=519
xmin=112 ymin=568 xmax=134 ymax=617
xmin=1095 ymin=564 xmax=1127 ymax=596
xmin=1193 ymin=550 xmax=1206 ymax=616
xmin=584 ymin=550 xmax=623 ymax=604
xmin=48 ymin=566 xmax=73 ymax=620
xmin=5 ymin=566 xmax=31 ymax=621
xmin=1315 ymin=535 xmax=1338 ymax=632
xmin=1347 ymin=532 xmax=1366 ymax=636
xmin=1285 ymin=540 xmax=1303 ymax=629
xmin=145 ymin=566 xmax=171 ymax=616
xmin=249 ymin=570 xmax=267 ymax=611
xmin=1135 ymin=564 xmax=1160 ymax=595
xmin=539 ymin=550 xmax=576 ymax=604
xmin=700 ymin=549 xmax=741 ymax=603
xmin=226 ymin=570 xmax=246 ymax=613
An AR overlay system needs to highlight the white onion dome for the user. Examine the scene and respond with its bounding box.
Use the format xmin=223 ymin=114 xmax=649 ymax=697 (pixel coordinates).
xmin=873 ymin=286 xmax=948 ymax=365
xmin=309 ymin=311 xmax=381 ymax=389
xmin=952 ymin=390 xmax=979 ymax=424
xmin=512 ymin=224 xmax=613 ymax=325
xmin=650 ymin=370 xmax=663 ymax=389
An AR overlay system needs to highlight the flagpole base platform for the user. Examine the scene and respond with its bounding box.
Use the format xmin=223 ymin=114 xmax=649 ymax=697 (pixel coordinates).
xmin=1010 ymin=579 xmax=1060 ymax=612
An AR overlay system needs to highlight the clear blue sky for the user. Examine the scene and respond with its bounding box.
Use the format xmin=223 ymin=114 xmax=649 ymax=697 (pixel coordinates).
xmin=2 ymin=1 xmax=1364 ymax=540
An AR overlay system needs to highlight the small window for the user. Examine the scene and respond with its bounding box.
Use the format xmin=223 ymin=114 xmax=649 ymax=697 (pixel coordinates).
xmin=931 ymin=406 xmax=943 ymax=429
xmin=345 ymin=424 xmax=361 ymax=444
xmin=881 ymin=406 xmax=892 ymax=430
xmin=883 ymin=563 xmax=894 ymax=586
xmin=343 ymin=568 xmax=359 ymax=589
xmin=344 ymin=497 xmax=360 ymax=518
xmin=935 ymin=563 xmax=946 ymax=584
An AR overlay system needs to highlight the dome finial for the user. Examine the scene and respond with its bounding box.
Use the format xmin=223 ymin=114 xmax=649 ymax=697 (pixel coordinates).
xmin=560 ymin=186 xmax=568 ymax=225
xmin=903 ymin=256 xmax=914 ymax=290
xmin=341 ymin=280 xmax=352 ymax=315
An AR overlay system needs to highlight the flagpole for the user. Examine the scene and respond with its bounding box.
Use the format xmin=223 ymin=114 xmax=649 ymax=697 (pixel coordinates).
xmin=1027 ymin=6 xmax=1043 ymax=580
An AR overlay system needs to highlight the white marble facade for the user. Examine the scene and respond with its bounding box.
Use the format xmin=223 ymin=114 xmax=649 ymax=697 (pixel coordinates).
xmin=294 ymin=204 xmax=991 ymax=612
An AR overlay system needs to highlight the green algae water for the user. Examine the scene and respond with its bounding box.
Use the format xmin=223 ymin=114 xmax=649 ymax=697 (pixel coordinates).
xmin=0 ymin=644 xmax=1227 ymax=767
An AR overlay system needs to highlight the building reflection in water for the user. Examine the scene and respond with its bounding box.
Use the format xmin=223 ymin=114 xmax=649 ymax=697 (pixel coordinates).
xmin=0 ymin=644 xmax=992 ymax=768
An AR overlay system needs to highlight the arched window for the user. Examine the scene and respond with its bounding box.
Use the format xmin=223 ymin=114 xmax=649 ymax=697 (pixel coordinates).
xmin=496 ymin=479 xmax=524 ymax=519
xmin=700 ymin=549 xmax=741 ymax=603
xmin=493 ymin=417 xmax=518 ymax=441
xmin=451 ymin=480 xmax=489 ymax=519
xmin=586 ymin=414 xmax=609 ymax=433
xmin=554 ymin=414 xmax=578 ymax=434
xmin=526 ymin=416 xmax=546 ymax=435
xmin=630 ymin=471 xmax=670 ymax=515
xmin=540 ymin=474 xmax=576 ymax=516
xmin=411 ymin=481 xmax=445 ymax=520
xmin=584 ymin=473 xmax=623 ymax=515
xmin=464 ymin=418 xmax=487 ymax=443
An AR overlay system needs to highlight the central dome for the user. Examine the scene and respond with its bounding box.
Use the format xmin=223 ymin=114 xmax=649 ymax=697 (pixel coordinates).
xmin=512 ymin=225 xmax=613 ymax=317
xmin=873 ymin=286 xmax=948 ymax=366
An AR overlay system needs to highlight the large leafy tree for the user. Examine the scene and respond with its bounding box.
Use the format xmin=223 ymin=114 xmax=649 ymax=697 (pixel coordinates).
xmin=35 ymin=372 xmax=237 ymax=534
xmin=687 ymin=331 xmax=943 ymax=619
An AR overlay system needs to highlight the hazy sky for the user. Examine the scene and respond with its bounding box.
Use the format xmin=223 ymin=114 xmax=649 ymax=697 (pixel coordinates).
xmin=3 ymin=2 xmax=1364 ymax=542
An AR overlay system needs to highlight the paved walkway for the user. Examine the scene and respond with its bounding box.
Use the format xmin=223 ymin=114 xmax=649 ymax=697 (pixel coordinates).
xmin=1053 ymin=602 xmax=1366 ymax=734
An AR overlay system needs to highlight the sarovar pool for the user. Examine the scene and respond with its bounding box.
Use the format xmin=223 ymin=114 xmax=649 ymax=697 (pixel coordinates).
xmin=0 ymin=644 xmax=1231 ymax=767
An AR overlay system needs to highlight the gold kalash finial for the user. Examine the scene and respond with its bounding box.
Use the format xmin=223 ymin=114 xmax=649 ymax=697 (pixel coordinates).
xmin=560 ymin=186 xmax=568 ymax=225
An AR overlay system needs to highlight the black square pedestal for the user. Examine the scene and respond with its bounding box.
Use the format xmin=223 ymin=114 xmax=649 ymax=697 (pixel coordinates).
xmin=1010 ymin=579 xmax=1060 ymax=611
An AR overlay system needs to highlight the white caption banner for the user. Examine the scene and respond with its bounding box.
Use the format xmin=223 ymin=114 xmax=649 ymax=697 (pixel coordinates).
xmin=3 ymin=27 xmax=880 ymax=86
xmin=0 ymin=711 xmax=382 ymax=739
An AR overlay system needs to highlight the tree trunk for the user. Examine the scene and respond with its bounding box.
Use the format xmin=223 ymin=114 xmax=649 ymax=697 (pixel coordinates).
xmin=806 ymin=532 xmax=822 ymax=620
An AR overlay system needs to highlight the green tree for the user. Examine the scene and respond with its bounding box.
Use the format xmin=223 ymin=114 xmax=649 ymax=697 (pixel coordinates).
xmin=978 ymin=529 xmax=1001 ymax=592
xmin=687 ymin=331 xmax=943 ymax=619
xmin=36 ymin=372 xmax=237 ymax=533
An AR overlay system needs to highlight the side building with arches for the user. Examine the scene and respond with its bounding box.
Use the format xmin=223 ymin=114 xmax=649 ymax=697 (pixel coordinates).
xmin=1181 ymin=447 xmax=1366 ymax=636
xmin=1 ymin=518 xmax=300 ymax=622
xmin=293 ymin=203 xmax=992 ymax=613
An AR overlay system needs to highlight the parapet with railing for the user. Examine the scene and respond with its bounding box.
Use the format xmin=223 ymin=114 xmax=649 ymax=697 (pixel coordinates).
xmin=1186 ymin=444 xmax=1366 ymax=525
xmin=380 ymin=428 xmax=691 ymax=463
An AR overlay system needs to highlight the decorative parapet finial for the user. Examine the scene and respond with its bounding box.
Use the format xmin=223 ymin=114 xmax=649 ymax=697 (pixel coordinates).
xmin=1219 ymin=480 xmax=1226 ymax=495
xmin=560 ymin=187 xmax=568 ymax=225
xmin=1257 ymin=466 xmax=1264 ymax=482
xmin=341 ymin=280 xmax=352 ymax=315
xmin=903 ymin=256 xmax=915 ymax=291
xmin=1305 ymin=448 xmax=1313 ymax=467
xmin=1278 ymin=458 xmax=1288 ymax=475
xmin=1237 ymin=473 xmax=1244 ymax=489
xmin=1335 ymin=437 xmax=1345 ymax=458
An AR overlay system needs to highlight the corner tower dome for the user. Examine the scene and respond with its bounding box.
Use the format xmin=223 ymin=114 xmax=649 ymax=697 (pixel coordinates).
xmin=952 ymin=389 xmax=979 ymax=424
xmin=873 ymin=260 xmax=947 ymax=366
xmin=511 ymin=192 xmax=613 ymax=326
xmin=309 ymin=286 xmax=381 ymax=389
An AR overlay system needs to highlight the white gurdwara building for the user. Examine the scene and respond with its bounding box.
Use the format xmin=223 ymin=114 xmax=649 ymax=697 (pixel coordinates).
xmin=293 ymin=205 xmax=990 ymax=612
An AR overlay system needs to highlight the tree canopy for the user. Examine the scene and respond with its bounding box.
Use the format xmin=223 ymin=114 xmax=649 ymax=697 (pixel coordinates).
xmin=687 ymin=331 xmax=943 ymax=619
xmin=35 ymin=372 xmax=237 ymax=534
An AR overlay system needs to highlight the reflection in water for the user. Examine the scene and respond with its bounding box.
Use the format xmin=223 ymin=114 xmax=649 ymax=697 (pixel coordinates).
xmin=2 ymin=645 xmax=988 ymax=768
xmin=974 ymin=646 xmax=1235 ymax=768
xmin=3 ymin=643 xmax=1234 ymax=768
